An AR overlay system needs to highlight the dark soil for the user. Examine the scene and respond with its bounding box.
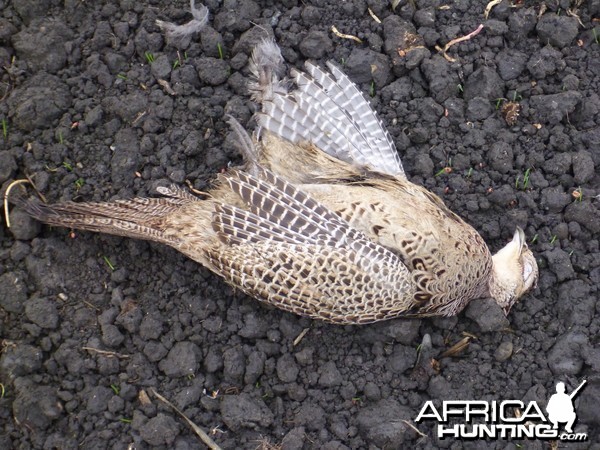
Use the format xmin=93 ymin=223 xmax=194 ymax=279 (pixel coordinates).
xmin=1 ymin=0 xmax=599 ymax=448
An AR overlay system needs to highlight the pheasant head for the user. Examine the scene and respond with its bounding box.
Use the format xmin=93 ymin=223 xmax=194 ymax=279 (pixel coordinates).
xmin=489 ymin=227 xmax=539 ymax=314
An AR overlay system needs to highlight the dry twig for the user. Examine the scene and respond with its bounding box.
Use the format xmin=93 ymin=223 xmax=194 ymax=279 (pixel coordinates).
xmin=3 ymin=179 xmax=31 ymax=228
xmin=151 ymin=388 xmax=223 ymax=450
xmin=331 ymin=26 xmax=363 ymax=44
xmin=81 ymin=347 xmax=131 ymax=359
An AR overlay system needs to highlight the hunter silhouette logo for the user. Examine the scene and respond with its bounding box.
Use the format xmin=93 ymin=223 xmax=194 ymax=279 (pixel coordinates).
xmin=546 ymin=380 xmax=586 ymax=434
xmin=415 ymin=379 xmax=588 ymax=441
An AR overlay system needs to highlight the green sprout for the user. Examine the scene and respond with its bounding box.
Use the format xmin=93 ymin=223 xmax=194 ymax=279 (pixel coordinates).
xmin=1 ymin=118 xmax=7 ymax=139
xmin=522 ymin=168 xmax=531 ymax=189
xmin=172 ymin=59 xmax=180 ymax=69
xmin=593 ymin=28 xmax=599 ymax=45
xmin=103 ymin=256 xmax=116 ymax=271
xmin=572 ymin=187 xmax=583 ymax=202
xmin=217 ymin=42 xmax=225 ymax=59
xmin=145 ymin=51 xmax=155 ymax=63
xmin=110 ymin=384 xmax=120 ymax=395
xmin=74 ymin=178 xmax=85 ymax=190
xmin=62 ymin=161 xmax=73 ymax=172
xmin=530 ymin=234 xmax=538 ymax=244
xmin=369 ymin=81 xmax=375 ymax=97
xmin=495 ymin=98 xmax=504 ymax=110
xmin=457 ymin=83 xmax=464 ymax=94
xmin=466 ymin=167 xmax=473 ymax=178
xmin=58 ymin=131 xmax=64 ymax=144
xmin=119 ymin=418 xmax=132 ymax=423
xmin=117 ymin=73 xmax=128 ymax=81
xmin=515 ymin=168 xmax=531 ymax=190
xmin=550 ymin=235 xmax=557 ymax=245
xmin=512 ymin=91 xmax=522 ymax=102
xmin=435 ymin=159 xmax=453 ymax=177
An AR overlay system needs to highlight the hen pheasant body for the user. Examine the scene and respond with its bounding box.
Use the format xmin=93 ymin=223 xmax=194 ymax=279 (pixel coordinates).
xmin=21 ymin=40 xmax=537 ymax=324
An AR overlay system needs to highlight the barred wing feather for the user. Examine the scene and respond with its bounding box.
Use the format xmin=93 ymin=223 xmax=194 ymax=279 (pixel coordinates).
xmin=207 ymin=169 xmax=412 ymax=323
xmin=257 ymin=61 xmax=405 ymax=178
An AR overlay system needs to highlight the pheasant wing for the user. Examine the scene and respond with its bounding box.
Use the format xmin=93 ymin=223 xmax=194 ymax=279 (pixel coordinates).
xmin=206 ymin=168 xmax=414 ymax=324
xmin=251 ymin=40 xmax=405 ymax=178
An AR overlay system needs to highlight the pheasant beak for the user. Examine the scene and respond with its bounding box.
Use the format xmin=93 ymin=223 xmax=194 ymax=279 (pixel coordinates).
xmin=512 ymin=226 xmax=525 ymax=253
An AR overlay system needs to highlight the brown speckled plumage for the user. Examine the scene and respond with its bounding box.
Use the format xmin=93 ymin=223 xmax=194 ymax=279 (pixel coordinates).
xmin=22 ymin=40 xmax=538 ymax=324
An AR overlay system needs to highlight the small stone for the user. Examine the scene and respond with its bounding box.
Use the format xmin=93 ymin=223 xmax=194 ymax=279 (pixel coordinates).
xmin=564 ymin=202 xmax=600 ymax=234
xmin=465 ymin=298 xmax=510 ymax=332
xmin=196 ymin=57 xmax=229 ymax=85
xmin=557 ymin=280 xmax=595 ymax=327
xmin=414 ymin=8 xmax=435 ymax=27
xmin=544 ymin=248 xmax=575 ymax=282
xmin=536 ymin=14 xmax=579 ymax=48
xmin=466 ymin=97 xmax=493 ymax=121
xmin=318 ymin=361 xmax=343 ymax=387
xmin=150 ymin=54 xmax=172 ymax=80
xmin=294 ymin=403 xmax=326 ymax=431
xmin=0 ymin=344 xmax=43 ymax=379
xmin=463 ymin=67 xmax=504 ymax=101
xmin=239 ymin=312 xmax=268 ymax=339
xmin=220 ymin=393 xmax=274 ymax=431
xmin=9 ymin=208 xmax=41 ymax=240
xmin=572 ymin=150 xmax=595 ymax=184
xmin=386 ymin=345 xmax=417 ymax=374
xmin=244 ymin=350 xmax=265 ymax=385
xmin=86 ymin=386 xmax=113 ymax=414
xmin=421 ymin=55 xmax=459 ymax=102
xmin=0 ymin=151 xmax=17 ymax=184
xmin=299 ymin=30 xmax=333 ymax=59
xmin=547 ymin=330 xmax=587 ymax=376
xmin=494 ymin=341 xmax=513 ymax=362
xmin=223 ymin=345 xmax=245 ymax=383
xmin=344 ymin=48 xmax=392 ymax=86
xmin=101 ymin=324 xmax=124 ymax=348
xmin=356 ymin=399 xmax=413 ymax=447
xmin=485 ymin=19 xmax=508 ymax=35
xmin=143 ymin=341 xmax=168 ymax=362
xmin=370 ymin=318 xmax=421 ymax=345
xmin=12 ymin=380 xmax=63 ymax=430
xmin=487 ymin=141 xmax=513 ymax=173
xmin=281 ymin=426 xmax=306 ymax=450
xmin=495 ymin=48 xmax=527 ymax=81
xmin=541 ymin=187 xmax=571 ymax=213
xmin=530 ymin=91 xmax=582 ymax=125
xmin=8 ymin=73 xmax=72 ymax=131
xmin=277 ymin=353 xmax=299 ymax=383
xmin=115 ymin=300 xmax=142 ymax=333
xmin=24 ymin=296 xmax=59 ymax=329
xmin=139 ymin=413 xmax=179 ymax=446
xmin=0 ymin=271 xmax=27 ymax=313
xmin=527 ymin=46 xmax=564 ymax=79
xmin=158 ymin=342 xmax=201 ymax=378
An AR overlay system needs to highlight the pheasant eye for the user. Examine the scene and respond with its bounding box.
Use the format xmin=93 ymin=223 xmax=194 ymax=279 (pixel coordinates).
xmin=523 ymin=262 xmax=533 ymax=281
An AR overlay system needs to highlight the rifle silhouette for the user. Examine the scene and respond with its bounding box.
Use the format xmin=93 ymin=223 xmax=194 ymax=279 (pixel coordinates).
xmin=569 ymin=380 xmax=587 ymax=400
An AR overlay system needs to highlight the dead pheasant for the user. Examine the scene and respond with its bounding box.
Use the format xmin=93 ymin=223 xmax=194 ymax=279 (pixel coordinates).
xmin=19 ymin=40 xmax=538 ymax=324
